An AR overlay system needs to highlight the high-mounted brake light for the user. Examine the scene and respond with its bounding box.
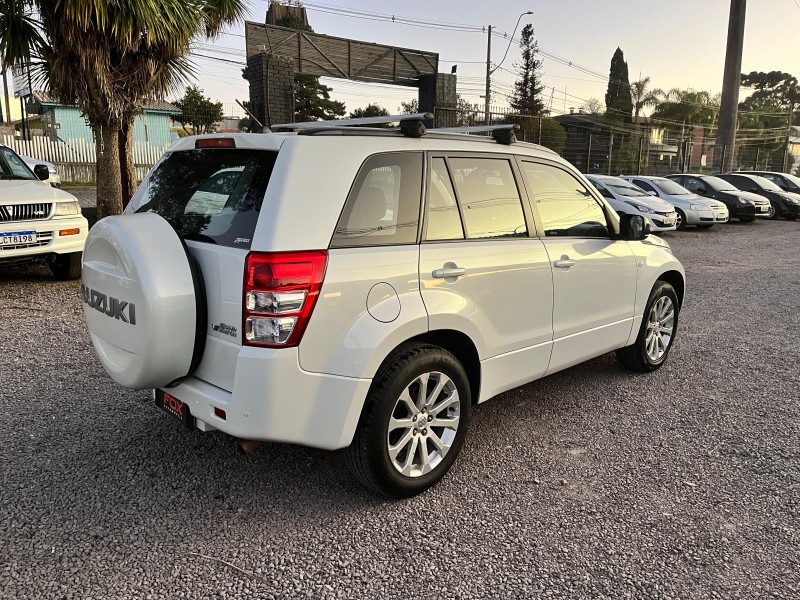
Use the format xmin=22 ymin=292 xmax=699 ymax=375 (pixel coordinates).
xmin=243 ymin=251 xmax=328 ymax=348
xmin=195 ymin=138 xmax=236 ymax=149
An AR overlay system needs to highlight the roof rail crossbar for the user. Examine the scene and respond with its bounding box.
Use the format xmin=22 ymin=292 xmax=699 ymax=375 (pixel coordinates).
xmin=429 ymin=124 xmax=519 ymax=145
xmin=272 ymin=112 xmax=433 ymax=131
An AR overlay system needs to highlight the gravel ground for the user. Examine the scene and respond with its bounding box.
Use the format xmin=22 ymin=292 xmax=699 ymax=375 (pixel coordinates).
xmin=1 ymin=219 xmax=799 ymax=599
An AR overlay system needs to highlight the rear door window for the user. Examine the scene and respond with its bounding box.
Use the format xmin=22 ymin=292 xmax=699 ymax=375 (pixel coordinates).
xmin=133 ymin=149 xmax=278 ymax=248
xmin=330 ymin=152 xmax=422 ymax=248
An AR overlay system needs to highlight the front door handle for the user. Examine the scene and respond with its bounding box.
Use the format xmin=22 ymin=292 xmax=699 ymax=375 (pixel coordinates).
xmin=432 ymin=263 xmax=466 ymax=279
xmin=553 ymin=257 xmax=576 ymax=269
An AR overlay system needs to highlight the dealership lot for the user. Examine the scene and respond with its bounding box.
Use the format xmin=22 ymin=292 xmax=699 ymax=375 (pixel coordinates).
xmin=1 ymin=220 xmax=798 ymax=599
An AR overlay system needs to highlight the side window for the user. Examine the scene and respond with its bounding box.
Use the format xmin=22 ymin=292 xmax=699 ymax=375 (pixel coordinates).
xmin=732 ymin=176 xmax=756 ymax=191
xmin=521 ymin=162 xmax=609 ymax=238
xmin=425 ymin=158 xmax=465 ymax=241
xmin=634 ymin=179 xmax=656 ymax=193
xmin=331 ymin=152 xmax=423 ymax=248
xmin=447 ymin=157 xmax=527 ymax=239
xmin=684 ymin=178 xmax=705 ymax=193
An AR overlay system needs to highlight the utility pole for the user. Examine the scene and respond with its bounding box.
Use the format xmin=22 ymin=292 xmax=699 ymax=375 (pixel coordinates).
xmin=484 ymin=25 xmax=492 ymax=126
xmin=714 ymin=0 xmax=746 ymax=173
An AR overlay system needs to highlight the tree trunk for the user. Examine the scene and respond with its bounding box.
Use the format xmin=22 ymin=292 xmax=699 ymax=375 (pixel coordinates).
xmin=95 ymin=123 xmax=123 ymax=219
xmin=119 ymin=118 xmax=137 ymax=209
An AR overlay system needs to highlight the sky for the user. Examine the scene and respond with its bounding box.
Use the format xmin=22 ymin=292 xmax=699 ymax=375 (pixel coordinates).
xmin=186 ymin=0 xmax=800 ymax=117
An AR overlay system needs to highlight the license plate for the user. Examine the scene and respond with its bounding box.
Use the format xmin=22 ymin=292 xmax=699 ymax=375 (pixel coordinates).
xmin=155 ymin=389 xmax=195 ymax=428
xmin=0 ymin=231 xmax=37 ymax=245
xmin=759 ymin=206 xmax=769 ymax=212
xmin=663 ymin=217 xmax=675 ymax=225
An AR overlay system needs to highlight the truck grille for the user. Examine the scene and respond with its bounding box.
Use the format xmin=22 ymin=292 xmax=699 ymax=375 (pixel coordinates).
xmin=0 ymin=231 xmax=54 ymax=250
xmin=0 ymin=203 xmax=53 ymax=222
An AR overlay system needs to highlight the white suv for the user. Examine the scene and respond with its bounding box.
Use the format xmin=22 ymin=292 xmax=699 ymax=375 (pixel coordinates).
xmin=81 ymin=116 xmax=685 ymax=497
xmin=0 ymin=144 xmax=87 ymax=279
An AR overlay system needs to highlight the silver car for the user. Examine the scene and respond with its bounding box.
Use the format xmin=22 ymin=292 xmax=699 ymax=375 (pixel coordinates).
xmin=621 ymin=175 xmax=729 ymax=230
xmin=18 ymin=154 xmax=62 ymax=188
xmin=586 ymin=175 xmax=677 ymax=233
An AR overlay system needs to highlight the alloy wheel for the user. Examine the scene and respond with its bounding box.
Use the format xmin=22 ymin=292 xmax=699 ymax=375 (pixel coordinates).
xmin=645 ymin=296 xmax=675 ymax=362
xmin=387 ymin=371 xmax=460 ymax=477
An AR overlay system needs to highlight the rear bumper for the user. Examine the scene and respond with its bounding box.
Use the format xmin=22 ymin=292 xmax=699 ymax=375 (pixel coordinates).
xmin=159 ymin=347 xmax=372 ymax=450
xmin=0 ymin=215 xmax=88 ymax=262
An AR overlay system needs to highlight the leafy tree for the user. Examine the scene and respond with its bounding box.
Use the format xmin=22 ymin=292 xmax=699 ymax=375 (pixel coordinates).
xmin=175 ymin=86 xmax=223 ymax=134
xmin=400 ymin=99 xmax=419 ymax=114
xmin=651 ymin=88 xmax=718 ymax=131
xmin=348 ymin=103 xmax=390 ymax=127
xmin=604 ymin=48 xmax=633 ymax=120
xmin=509 ymin=24 xmax=545 ymax=115
xmin=0 ymin=0 xmax=245 ymax=218
xmin=275 ymin=11 xmax=345 ymax=121
xmin=582 ymin=97 xmax=604 ymax=115
xmin=630 ymin=76 xmax=662 ymax=120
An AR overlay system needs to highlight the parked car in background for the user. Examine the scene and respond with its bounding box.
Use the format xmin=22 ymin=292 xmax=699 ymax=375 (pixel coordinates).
xmin=0 ymin=144 xmax=87 ymax=279
xmin=666 ymin=174 xmax=770 ymax=221
xmin=18 ymin=154 xmax=62 ymax=188
xmin=586 ymin=175 xmax=677 ymax=232
xmin=716 ymin=173 xmax=800 ymax=220
xmin=620 ymin=175 xmax=729 ymax=230
xmin=733 ymin=171 xmax=800 ymax=195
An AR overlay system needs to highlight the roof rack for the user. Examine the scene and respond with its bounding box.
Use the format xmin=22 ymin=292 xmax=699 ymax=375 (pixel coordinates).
xmin=429 ymin=124 xmax=519 ymax=145
xmin=271 ymin=113 xmax=432 ymax=138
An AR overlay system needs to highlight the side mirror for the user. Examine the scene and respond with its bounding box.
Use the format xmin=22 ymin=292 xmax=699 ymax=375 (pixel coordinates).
xmin=619 ymin=214 xmax=649 ymax=241
xmin=646 ymin=190 xmax=657 ymax=196
xmin=33 ymin=164 xmax=49 ymax=181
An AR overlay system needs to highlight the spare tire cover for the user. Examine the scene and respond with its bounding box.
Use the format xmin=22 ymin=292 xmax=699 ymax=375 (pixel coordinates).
xmin=81 ymin=213 xmax=200 ymax=390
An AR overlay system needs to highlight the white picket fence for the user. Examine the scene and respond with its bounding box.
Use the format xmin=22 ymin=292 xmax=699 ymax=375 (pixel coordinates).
xmin=2 ymin=135 xmax=172 ymax=182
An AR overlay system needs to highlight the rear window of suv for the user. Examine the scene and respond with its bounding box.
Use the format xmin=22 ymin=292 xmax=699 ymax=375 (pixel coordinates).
xmin=133 ymin=149 xmax=278 ymax=248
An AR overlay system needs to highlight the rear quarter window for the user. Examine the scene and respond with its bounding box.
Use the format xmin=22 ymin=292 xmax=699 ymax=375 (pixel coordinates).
xmin=330 ymin=152 xmax=423 ymax=248
xmin=133 ymin=149 xmax=278 ymax=248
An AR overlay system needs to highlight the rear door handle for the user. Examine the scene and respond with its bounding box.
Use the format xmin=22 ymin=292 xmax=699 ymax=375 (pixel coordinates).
xmin=432 ymin=265 xmax=466 ymax=279
xmin=553 ymin=258 xmax=576 ymax=269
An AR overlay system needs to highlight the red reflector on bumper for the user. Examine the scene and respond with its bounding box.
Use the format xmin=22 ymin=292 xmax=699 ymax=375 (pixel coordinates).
xmin=214 ymin=407 xmax=227 ymax=420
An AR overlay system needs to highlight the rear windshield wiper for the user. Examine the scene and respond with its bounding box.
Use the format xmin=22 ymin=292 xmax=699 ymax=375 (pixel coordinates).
xmin=181 ymin=232 xmax=217 ymax=244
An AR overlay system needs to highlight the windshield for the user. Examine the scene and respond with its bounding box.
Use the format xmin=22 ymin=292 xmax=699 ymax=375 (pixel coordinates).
xmin=653 ymin=178 xmax=692 ymax=195
xmin=700 ymin=176 xmax=738 ymax=192
xmin=752 ymin=176 xmax=783 ymax=192
xmin=133 ymin=148 xmax=278 ymax=249
xmin=603 ymin=178 xmax=650 ymax=197
xmin=0 ymin=146 xmax=37 ymax=180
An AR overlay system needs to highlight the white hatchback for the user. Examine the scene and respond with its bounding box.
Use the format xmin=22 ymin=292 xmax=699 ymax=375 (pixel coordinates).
xmin=586 ymin=175 xmax=677 ymax=233
xmin=81 ymin=116 xmax=686 ymax=497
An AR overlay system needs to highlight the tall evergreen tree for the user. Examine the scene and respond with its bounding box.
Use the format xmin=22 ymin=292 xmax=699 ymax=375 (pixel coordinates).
xmin=510 ymin=24 xmax=545 ymax=115
xmin=605 ymin=47 xmax=633 ymax=120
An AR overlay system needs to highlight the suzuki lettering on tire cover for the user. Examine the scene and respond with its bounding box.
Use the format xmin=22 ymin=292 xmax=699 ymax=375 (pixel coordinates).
xmin=81 ymin=212 xmax=202 ymax=389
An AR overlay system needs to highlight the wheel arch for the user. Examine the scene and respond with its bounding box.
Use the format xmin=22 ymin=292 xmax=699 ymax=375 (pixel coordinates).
xmin=374 ymin=329 xmax=482 ymax=406
xmin=657 ymin=269 xmax=685 ymax=307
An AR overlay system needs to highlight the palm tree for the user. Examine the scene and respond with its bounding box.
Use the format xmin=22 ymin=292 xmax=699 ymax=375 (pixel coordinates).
xmin=1 ymin=1 xmax=246 ymax=218
xmin=630 ymin=77 xmax=662 ymax=121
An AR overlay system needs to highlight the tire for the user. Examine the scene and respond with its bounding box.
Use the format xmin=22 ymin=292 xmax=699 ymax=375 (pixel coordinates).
xmin=675 ymin=209 xmax=687 ymax=230
xmin=345 ymin=344 xmax=471 ymax=497
xmin=616 ymin=281 xmax=680 ymax=373
xmin=769 ymin=203 xmax=781 ymax=220
xmin=696 ymin=224 xmax=713 ymax=229
xmin=50 ymin=252 xmax=82 ymax=280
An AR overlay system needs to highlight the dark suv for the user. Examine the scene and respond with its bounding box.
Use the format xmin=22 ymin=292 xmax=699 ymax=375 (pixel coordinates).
xmin=717 ymin=173 xmax=800 ymax=220
xmin=666 ymin=174 xmax=769 ymax=221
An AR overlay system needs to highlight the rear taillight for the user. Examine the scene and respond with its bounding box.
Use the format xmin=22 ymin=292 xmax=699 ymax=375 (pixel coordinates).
xmin=243 ymin=251 xmax=328 ymax=347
